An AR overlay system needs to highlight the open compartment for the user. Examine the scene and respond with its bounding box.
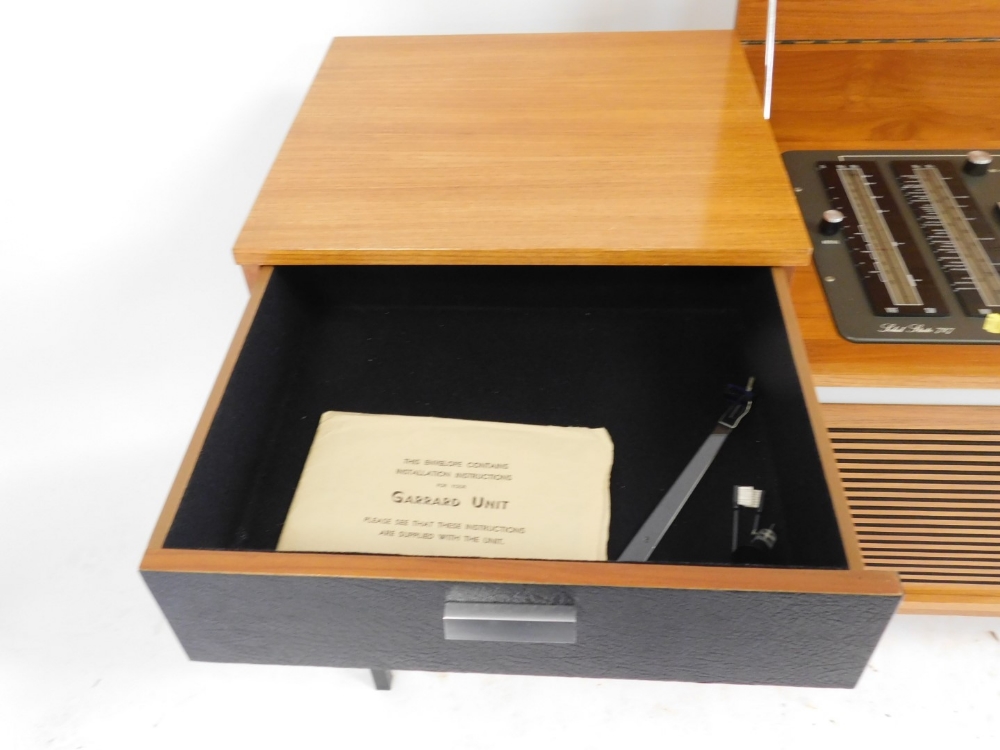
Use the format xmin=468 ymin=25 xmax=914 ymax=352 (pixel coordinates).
xmin=143 ymin=264 xmax=901 ymax=688
xmin=164 ymin=265 xmax=847 ymax=569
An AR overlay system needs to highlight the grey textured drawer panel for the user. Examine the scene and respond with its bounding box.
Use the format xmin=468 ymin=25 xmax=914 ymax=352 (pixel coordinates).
xmin=144 ymin=572 xmax=896 ymax=688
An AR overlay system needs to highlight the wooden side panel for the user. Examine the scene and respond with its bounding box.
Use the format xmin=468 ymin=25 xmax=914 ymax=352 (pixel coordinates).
xmin=735 ymin=0 xmax=768 ymax=41
xmin=145 ymin=267 xmax=274 ymax=552
xmin=738 ymin=0 xmax=1000 ymax=41
xmin=744 ymin=42 xmax=1000 ymax=145
xmin=822 ymin=404 xmax=1000 ymax=614
xmin=772 ymin=270 xmax=864 ymax=569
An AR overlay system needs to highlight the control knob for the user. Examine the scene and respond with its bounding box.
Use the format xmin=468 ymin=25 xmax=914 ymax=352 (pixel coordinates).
xmin=818 ymin=209 xmax=845 ymax=236
xmin=963 ymin=150 xmax=993 ymax=176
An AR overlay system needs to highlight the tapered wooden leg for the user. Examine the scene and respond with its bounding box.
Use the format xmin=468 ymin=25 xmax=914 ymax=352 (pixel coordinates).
xmin=370 ymin=669 xmax=393 ymax=690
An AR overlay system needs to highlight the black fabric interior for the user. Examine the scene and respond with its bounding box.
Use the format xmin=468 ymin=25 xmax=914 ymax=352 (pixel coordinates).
xmin=165 ymin=265 xmax=847 ymax=569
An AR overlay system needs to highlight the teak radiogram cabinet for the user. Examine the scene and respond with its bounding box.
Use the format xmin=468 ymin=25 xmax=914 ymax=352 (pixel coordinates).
xmin=141 ymin=31 xmax=902 ymax=689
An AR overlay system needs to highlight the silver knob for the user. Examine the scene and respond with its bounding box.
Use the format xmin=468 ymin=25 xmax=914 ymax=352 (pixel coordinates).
xmin=818 ymin=209 xmax=845 ymax=236
xmin=964 ymin=150 xmax=993 ymax=176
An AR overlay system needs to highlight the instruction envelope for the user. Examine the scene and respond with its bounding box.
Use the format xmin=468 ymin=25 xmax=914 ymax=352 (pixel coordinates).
xmin=277 ymin=412 xmax=613 ymax=561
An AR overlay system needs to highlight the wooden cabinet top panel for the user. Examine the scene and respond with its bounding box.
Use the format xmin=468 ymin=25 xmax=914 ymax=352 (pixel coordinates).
xmin=234 ymin=31 xmax=811 ymax=266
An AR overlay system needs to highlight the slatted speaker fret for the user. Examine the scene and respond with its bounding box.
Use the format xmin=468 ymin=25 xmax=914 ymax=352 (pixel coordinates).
xmin=831 ymin=426 xmax=1000 ymax=586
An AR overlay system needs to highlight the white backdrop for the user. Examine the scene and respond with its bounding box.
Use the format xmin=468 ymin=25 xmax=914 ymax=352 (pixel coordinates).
xmin=3 ymin=2 xmax=1000 ymax=748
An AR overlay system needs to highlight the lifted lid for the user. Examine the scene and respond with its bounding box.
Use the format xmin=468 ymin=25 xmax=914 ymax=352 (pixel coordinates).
xmin=234 ymin=31 xmax=810 ymax=267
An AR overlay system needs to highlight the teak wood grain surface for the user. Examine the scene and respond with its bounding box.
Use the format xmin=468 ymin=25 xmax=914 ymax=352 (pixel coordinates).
xmin=737 ymin=0 xmax=1000 ymax=42
xmin=742 ymin=43 xmax=1000 ymax=147
xmin=233 ymin=31 xmax=811 ymax=267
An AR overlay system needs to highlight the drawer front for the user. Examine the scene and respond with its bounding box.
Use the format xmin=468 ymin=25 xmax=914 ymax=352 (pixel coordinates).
xmin=144 ymin=572 xmax=896 ymax=688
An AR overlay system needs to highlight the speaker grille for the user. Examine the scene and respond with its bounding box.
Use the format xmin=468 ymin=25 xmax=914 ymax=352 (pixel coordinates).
xmin=831 ymin=426 xmax=1000 ymax=586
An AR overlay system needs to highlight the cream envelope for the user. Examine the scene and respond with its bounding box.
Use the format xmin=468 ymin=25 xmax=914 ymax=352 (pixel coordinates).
xmin=277 ymin=412 xmax=613 ymax=561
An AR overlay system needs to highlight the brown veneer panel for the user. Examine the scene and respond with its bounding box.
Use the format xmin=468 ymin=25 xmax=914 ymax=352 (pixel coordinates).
xmin=825 ymin=405 xmax=1000 ymax=431
xmin=744 ymin=43 xmax=1000 ymax=145
xmin=233 ymin=32 xmax=810 ymax=267
xmin=737 ymin=0 xmax=1000 ymax=42
xmin=835 ymin=442 xmax=1000 ymax=453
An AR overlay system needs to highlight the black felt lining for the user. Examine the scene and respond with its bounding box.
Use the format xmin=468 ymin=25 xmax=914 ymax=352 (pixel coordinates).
xmin=165 ymin=265 xmax=847 ymax=569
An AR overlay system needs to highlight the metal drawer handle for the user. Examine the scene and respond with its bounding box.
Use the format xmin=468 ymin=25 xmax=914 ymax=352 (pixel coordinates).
xmin=443 ymin=602 xmax=577 ymax=644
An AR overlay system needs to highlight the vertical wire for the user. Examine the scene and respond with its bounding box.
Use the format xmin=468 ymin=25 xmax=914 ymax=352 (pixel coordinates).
xmin=763 ymin=0 xmax=778 ymax=119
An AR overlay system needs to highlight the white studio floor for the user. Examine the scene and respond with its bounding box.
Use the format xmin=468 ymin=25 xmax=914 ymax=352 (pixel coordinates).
xmin=3 ymin=3 xmax=1000 ymax=747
